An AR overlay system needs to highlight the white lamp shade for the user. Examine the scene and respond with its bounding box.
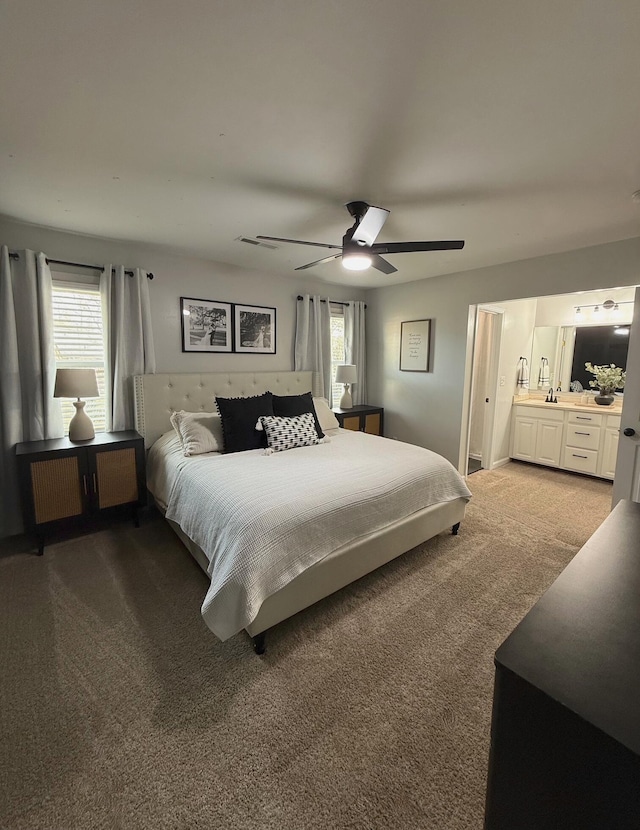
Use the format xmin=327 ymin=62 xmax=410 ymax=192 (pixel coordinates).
xmin=335 ymin=364 xmax=357 ymax=384
xmin=54 ymin=368 xmax=99 ymax=399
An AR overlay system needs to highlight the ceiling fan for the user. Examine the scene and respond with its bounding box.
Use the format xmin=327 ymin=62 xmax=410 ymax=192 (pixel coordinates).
xmin=257 ymin=201 xmax=464 ymax=274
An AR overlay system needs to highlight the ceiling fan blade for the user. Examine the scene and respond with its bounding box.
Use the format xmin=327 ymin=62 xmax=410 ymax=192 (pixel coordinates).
xmin=372 ymin=240 xmax=465 ymax=254
xmin=371 ymin=254 xmax=397 ymax=275
xmin=351 ymin=205 xmax=390 ymax=247
xmin=295 ymin=254 xmax=342 ymax=271
xmin=256 ymin=235 xmax=341 ymax=250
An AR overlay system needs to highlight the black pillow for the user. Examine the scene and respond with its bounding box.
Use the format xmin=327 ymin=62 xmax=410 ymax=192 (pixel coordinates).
xmin=272 ymin=391 xmax=324 ymax=438
xmin=216 ymin=392 xmax=274 ymax=453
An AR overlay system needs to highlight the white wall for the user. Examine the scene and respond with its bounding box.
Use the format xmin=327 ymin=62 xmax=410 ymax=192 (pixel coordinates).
xmin=365 ymin=236 xmax=640 ymax=466
xmin=0 ymin=215 xmax=365 ymax=374
xmin=491 ymin=298 xmax=537 ymax=465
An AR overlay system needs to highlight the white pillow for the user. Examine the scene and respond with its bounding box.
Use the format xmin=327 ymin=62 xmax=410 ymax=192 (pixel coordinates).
xmin=312 ymin=397 xmax=340 ymax=431
xmin=259 ymin=412 xmax=323 ymax=454
xmin=169 ymin=410 xmax=223 ymax=456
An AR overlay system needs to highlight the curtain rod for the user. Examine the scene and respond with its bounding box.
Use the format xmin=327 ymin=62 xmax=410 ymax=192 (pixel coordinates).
xmin=8 ymin=251 xmax=154 ymax=279
xmin=297 ymin=295 xmax=366 ymax=308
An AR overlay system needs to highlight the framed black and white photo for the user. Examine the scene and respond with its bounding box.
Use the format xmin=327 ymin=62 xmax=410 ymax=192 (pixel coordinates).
xmin=400 ymin=319 xmax=431 ymax=371
xmin=234 ymin=304 xmax=276 ymax=354
xmin=180 ymin=297 xmax=233 ymax=353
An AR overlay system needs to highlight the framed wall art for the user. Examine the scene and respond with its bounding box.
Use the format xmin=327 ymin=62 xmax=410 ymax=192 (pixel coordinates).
xmin=180 ymin=297 xmax=233 ymax=353
xmin=234 ymin=304 xmax=276 ymax=354
xmin=400 ymin=319 xmax=431 ymax=372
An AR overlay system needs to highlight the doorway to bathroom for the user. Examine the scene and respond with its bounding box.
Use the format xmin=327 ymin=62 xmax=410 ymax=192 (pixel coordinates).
xmin=467 ymin=307 xmax=503 ymax=475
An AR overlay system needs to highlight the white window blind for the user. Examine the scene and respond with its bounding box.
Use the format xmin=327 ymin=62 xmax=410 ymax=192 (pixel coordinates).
xmin=52 ymin=280 xmax=107 ymax=433
xmin=330 ymin=303 xmax=346 ymax=406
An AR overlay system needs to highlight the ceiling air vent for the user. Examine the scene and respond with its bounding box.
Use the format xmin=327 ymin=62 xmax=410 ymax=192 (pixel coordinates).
xmin=235 ymin=236 xmax=278 ymax=250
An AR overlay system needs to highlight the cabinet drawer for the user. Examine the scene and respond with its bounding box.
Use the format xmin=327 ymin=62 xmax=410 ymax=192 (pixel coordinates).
xmin=568 ymin=411 xmax=603 ymax=427
xmin=565 ymin=425 xmax=601 ymax=450
xmin=341 ymin=415 xmax=361 ymax=431
xmin=514 ymin=406 xmax=565 ymax=422
xmin=562 ymin=447 xmax=598 ymax=475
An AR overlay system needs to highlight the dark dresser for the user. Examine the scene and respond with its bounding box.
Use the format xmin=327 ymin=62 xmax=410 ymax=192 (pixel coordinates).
xmin=485 ymin=499 xmax=640 ymax=829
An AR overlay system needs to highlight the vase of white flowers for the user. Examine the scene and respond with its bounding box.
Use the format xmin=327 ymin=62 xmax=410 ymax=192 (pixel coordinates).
xmin=584 ymin=362 xmax=626 ymax=406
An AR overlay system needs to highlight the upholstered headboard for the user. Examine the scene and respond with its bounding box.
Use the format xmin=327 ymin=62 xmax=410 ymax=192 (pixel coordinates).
xmin=133 ymin=371 xmax=313 ymax=447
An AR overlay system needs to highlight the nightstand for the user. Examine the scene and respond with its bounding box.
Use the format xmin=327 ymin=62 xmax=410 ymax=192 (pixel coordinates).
xmin=332 ymin=404 xmax=384 ymax=436
xmin=16 ymin=430 xmax=146 ymax=555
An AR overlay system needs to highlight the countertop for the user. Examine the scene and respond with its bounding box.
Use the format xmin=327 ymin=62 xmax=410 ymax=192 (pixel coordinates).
xmin=513 ymin=398 xmax=622 ymax=415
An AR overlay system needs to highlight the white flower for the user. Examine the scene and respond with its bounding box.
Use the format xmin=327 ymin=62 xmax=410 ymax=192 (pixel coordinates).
xmin=584 ymin=362 xmax=626 ymax=393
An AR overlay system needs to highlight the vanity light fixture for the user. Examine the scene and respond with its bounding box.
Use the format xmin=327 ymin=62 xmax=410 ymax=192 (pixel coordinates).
xmin=573 ymin=299 xmax=633 ymax=317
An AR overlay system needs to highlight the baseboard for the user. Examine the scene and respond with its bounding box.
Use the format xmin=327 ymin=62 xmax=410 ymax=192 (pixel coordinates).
xmin=489 ymin=456 xmax=511 ymax=470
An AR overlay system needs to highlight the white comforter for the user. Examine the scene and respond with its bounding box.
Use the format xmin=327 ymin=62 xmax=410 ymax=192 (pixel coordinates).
xmin=150 ymin=429 xmax=471 ymax=640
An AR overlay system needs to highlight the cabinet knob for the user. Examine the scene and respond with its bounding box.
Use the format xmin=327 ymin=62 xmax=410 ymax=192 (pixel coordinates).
xmin=623 ymin=427 xmax=636 ymax=437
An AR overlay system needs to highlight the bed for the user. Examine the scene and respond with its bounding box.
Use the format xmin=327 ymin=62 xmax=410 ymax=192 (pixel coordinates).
xmin=134 ymin=371 xmax=471 ymax=652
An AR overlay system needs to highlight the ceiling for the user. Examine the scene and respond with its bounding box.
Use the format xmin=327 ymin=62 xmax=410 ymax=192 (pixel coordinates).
xmin=2 ymin=0 xmax=640 ymax=288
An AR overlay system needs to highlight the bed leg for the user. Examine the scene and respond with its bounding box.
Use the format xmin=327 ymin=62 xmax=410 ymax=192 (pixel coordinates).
xmin=252 ymin=632 xmax=266 ymax=655
xmin=452 ymin=522 xmax=461 ymax=536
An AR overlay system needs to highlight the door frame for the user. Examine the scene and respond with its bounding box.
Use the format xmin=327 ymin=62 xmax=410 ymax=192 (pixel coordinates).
xmin=612 ymin=285 xmax=640 ymax=505
xmin=460 ymin=304 xmax=504 ymax=475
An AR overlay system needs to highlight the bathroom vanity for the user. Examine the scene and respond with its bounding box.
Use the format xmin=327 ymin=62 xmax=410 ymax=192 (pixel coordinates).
xmin=509 ymin=398 xmax=621 ymax=479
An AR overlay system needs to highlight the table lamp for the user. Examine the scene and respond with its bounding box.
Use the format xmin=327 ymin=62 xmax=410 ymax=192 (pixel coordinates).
xmin=335 ymin=364 xmax=357 ymax=409
xmin=54 ymin=368 xmax=99 ymax=441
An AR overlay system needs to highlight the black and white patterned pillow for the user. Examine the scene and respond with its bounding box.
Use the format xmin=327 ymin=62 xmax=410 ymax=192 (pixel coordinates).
xmin=259 ymin=412 xmax=323 ymax=454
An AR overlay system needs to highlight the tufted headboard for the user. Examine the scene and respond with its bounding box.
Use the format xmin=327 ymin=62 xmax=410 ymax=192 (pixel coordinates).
xmin=133 ymin=371 xmax=313 ymax=448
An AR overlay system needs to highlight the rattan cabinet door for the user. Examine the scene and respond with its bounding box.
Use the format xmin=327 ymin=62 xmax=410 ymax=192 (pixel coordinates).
xmin=364 ymin=412 xmax=381 ymax=435
xmin=29 ymin=453 xmax=85 ymax=524
xmin=92 ymin=447 xmax=139 ymax=509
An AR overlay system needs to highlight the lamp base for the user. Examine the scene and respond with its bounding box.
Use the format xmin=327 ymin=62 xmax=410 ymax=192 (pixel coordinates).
xmin=339 ymin=384 xmax=353 ymax=409
xmin=68 ymin=399 xmax=95 ymax=441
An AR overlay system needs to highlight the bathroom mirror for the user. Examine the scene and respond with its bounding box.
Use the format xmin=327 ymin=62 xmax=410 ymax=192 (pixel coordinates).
xmin=570 ymin=324 xmax=630 ymax=390
xmin=531 ymin=324 xmax=630 ymax=392
xmin=529 ymin=326 xmax=563 ymax=389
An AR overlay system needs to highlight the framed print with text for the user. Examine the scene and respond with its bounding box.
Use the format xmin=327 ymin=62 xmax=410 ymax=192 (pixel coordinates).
xmin=400 ymin=319 xmax=431 ymax=371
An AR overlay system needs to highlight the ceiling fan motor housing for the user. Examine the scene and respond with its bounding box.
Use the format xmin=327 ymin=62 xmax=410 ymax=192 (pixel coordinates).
xmin=345 ymin=201 xmax=370 ymax=222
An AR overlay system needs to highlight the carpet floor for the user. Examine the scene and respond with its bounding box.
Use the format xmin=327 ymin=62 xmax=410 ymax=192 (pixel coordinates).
xmin=0 ymin=461 xmax=612 ymax=830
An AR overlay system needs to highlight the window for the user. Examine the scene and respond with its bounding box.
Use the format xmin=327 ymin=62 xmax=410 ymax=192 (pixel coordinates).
xmin=330 ymin=303 xmax=346 ymax=406
xmin=52 ymin=279 xmax=107 ymax=433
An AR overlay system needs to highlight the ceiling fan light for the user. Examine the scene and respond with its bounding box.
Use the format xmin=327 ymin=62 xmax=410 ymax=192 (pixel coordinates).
xmin=342 ymin=253 xmax=372 ymax=271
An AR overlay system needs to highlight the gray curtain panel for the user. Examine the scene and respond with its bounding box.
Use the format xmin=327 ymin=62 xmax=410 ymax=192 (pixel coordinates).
xmin=100 ymin=265 xmax=156 ymax=432
xmin=344 ymin=300 xmax=367 ymax=405
xmin=294 ymin=294 xmax=332 ymax=402
xmin=0 ymin=247 xmax=62 ymax=537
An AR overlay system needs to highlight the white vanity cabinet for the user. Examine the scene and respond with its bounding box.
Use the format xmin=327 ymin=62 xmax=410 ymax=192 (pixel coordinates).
xmin=510 ymin=407 xmax=564 ymax=467
xmin=562 ymin=410 xmax=602 ymax=475
xmin=600 ymin=418 xmax=621 ymax=479
xmin=510 ymin=403 xmax=621 ymax=480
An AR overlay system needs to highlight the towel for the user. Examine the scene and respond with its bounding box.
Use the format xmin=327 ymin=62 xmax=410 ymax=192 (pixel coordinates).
xmin=538 ymin=358 xmax=550 ymax=388
xmin=516 ymin=358 xmax=529 ymax=393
